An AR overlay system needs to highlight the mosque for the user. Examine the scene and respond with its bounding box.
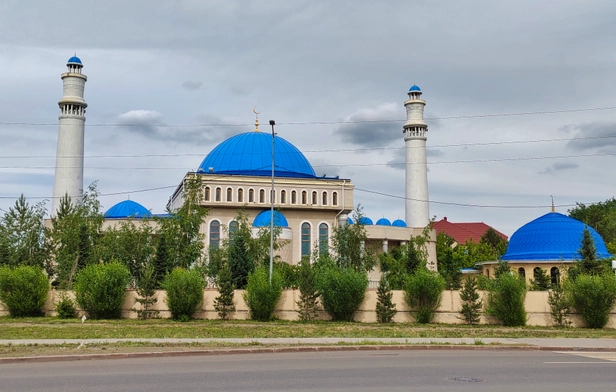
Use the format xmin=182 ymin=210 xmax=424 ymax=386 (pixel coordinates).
xmin=50 ymin=55 xmax=437 ymax=274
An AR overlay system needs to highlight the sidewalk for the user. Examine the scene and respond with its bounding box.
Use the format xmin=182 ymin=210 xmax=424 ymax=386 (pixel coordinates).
xmin=2 ymin=337 xmax=616 ymax=349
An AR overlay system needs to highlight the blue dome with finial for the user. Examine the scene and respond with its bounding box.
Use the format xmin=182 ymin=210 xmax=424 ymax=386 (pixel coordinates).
xmin=198 ymin=132 xmax=316 ymax=178
xmin=376 ymin=218 xmax=392 ymax=226
xmin=392 ymin=219 xmax=407 ymax=227
xmin=409 ymin=85 xmax=421 ymax=92
xmin=502 ymin=212 xmax=612 ymax=261
xmin=104 ymin=200 xmax=151 ymax=219
xmin=252 ymin=210 xmax=289 ymax=227
xmin=67 ymin=56 xmax=82 ymax=65
xmin=358 ymin=217 xmax=373 ymax=225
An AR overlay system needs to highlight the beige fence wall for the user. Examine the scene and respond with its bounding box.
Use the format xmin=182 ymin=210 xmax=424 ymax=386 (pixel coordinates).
xmin=1 ymin=289 xmax=615 ymax=328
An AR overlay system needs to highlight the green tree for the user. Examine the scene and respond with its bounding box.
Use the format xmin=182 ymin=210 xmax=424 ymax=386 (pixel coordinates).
xmin=152 ymin=235 xmax=171 ymax=288
xmin=567 ymin=273 xmax=616 ymax=328
xmin=375 ymin=274 xmax=397 ymax=323
xmin=133 ymin=263 xmax=159 ymax=320
xmin=331 ymin=207 xmax=375 ymax=272
xmin=486 ymin=272 xmax=527 ymax=326
xmin=458 ymin=275 xmax=482 ymax=325
xmin=213 ymin=261 xmax=235 ymax=320
xmin=576 ymin=227 xmax=608 ymax=275
xmin=318 ymin=264 xmax=368 ymax=321
xmin=494 ymin=260 xmax=511 ymax=278
xmin=403 ymin=268 xmax=445 ymax=324
xmin=569 ymin=198 xmax=616 ymax=251
xmin=0 ymin=266 xmax=49 ymax=317
xmin=163 ymin=267 xmax=205 ymax=321
xmin=530 ymin=267 xmax=551 ymax=291
xmin=73 ymin=261 xmax=131 ymax=319
xmin=156 ymin=177 xmax=208 ymax=270
xmin=227 ymin=210 xmax=254 ymax=289
xmin=435 ymin=232 xmax=462 ymax=289
xmin=548 ymin=282 xmax=571 ymax=327
xmin=243 ymin=266 xmax=283 ymax=321
xmin=0 ymin=195 xmax=48 ymax=269
xmin=480 ymin=227 xmax=508 ymax=257
xmin=296 ymin=257 xmax=320 ymax=321
xmin=380 ymin=228 xmax=431 ymax=289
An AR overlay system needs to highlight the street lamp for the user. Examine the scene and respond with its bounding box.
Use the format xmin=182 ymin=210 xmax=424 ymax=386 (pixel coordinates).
xmin=269 ymin=120 xmax=276 ymax=286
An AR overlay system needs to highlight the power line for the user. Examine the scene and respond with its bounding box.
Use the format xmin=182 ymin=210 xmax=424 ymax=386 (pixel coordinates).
xmin=1 ymin=105 xmax=615 ymax=128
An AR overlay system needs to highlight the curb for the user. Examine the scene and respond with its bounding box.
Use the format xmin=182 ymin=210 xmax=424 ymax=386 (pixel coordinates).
xmin=2 ymin=344 xmax=616 ymax=364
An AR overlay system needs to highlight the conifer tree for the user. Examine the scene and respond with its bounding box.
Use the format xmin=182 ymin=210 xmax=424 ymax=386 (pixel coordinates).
xmin=296 ymin=257 xmax=320 ymax=321
xmin=153 ymin=236 xmax=170 ymax=288
xmin=458 ymin=275 xmax=482 ymax=325
xmin=134 ymin=263 xmax=159 ymax=320
xmin=548 ymin=282 xmax=571 ymax=327
xmin=214 ymin=261 xmax=235 ymax=320
xmin=577 ymin=227 xmax=605 ymax=275
xmin=530 ymin=268 xmax=551 ymax=290
xmin=375 ymin=274 xmax=397 ymax=323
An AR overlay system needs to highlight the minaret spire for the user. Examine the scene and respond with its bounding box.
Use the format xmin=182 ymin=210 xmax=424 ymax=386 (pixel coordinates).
xmin=51 ymin=55 xmax=88 ymax=215
xmin=403 ymin=85 xmax=429 ymax=228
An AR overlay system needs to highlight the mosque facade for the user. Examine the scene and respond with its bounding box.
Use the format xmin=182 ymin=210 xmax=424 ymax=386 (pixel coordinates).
xmin=48 ymin=55 xmax=436 ymax=272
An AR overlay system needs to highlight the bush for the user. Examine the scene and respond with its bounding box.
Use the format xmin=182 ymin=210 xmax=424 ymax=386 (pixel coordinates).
xmin=403 ymin=268 xmax=445 ymax=324
xmin=274 ymin=261 xmax=299 ymax=289
xmin=74 ymin=261 xmax=131 ymax=319
xmin=0 ymin=266 xmax=49 ymax=317
xmin=55 ymin=292 xmax=77 ymax=319
xmin=567 ymin=273 xmax=616 ymax=328
xmin=548 ymin=283 xmax=571 ymax=327
xmin=317 ymin=265 xmax=368 ymax=322
xmin=163 ymin=268 xmax=205 ymax=321
xmin=486 ymin=272 xmax=527 ymax=326
xmin=243 ymin=267 xmax=283 ymax=321
xmin=296 ymin=257 xmax=320 ymax=321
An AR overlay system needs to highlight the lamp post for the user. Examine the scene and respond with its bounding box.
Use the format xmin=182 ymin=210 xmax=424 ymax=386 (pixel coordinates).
xmin=269 ymin=120 xmax=276 ymax=286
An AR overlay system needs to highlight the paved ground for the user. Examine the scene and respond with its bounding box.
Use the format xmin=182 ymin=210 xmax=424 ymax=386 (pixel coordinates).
xmin=2 ymin=350 xmax=616 ymax=392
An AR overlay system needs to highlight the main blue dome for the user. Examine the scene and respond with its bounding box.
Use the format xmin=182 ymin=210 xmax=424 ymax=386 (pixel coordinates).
xmin=104 ymin=200 xmax=151 ymax=219
xmin=502 ymin=212 xmax=612 ymax=261
xmin=198 ymin=132 xmax=316 ymax=178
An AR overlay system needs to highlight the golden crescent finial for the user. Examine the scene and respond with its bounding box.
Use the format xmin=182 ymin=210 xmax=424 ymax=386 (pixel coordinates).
xmin=252 ymin=106 xmax=261 ymax=115
xmin=253 ymin=106 xmax=260 ymax=132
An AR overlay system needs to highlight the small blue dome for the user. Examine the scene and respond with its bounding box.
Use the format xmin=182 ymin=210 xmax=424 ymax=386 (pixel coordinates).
xmin=252 ymin=210 xmax=289 ymax=227
xmin=358 ymin=217 xmax=373 ymax=225
xmin=376 ymin=218 xmax=392 ymax=226
xmin=347 ymin=217 xmax=354 ymax=225
xmin=409 ymin=85 xmax=421 ymax=92
xmin=198 ymin=132 xmax=316 ymax=178
xmin=392 ymin=219 xmax=407 ymax=227
xmin=104 ymin=200 xmax=151 ymax=219
xmin=67 ymin=56 xmax=82 ymax=65
xmin=502 ymin=212 xmax=612 ymax=261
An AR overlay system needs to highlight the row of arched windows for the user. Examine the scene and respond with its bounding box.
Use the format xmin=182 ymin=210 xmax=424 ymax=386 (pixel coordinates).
xmin=204 ymin=186 xmax=338 ymax=206
xmin=208 ymin=219 xmax=329 ymax=258
xmin=518 ymin=266 xmax=561 ymax=285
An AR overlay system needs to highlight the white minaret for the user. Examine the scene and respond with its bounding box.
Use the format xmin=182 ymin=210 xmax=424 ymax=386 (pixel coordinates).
xmin=51 ymin=55 xmax=88 ymax=215
xmin=403 ymin=85 xmax=429 ymax=228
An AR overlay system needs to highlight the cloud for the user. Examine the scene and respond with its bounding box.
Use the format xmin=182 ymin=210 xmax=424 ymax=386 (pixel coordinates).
xmin=116 ymin=110 xmax=245 ymax=145
xmin=539 ymin=162 xmax=579 ymax=175
xmin=565 ymin=122 xmax=616 ymax=152
xmin=386 ymin=146 xmax=444 ymax=170
xmin=182 ymin=80 xmax=204 ymax=90
xmin=334 ymin=103 xmax=404 ymax=148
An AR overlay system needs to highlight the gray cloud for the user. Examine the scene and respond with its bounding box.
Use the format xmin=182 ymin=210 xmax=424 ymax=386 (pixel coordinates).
xmin=385 ymin=147 xmax=444 ymax=170
xmin=335 ymin=103 xmax=403 ymax=148
xmin=182 ymin=81 xmax=204 ymax=90
xmin=565 ymin=122 xmax=616 ymax=152
xmin=116 ymin=110 xmax=245 ymax=145
xmin=539 ymin=162 xmax=579 ymax=175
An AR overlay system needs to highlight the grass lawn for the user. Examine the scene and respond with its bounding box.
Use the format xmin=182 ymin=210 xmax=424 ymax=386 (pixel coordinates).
xmin=0 ymin=317 xmax=614 ymax=340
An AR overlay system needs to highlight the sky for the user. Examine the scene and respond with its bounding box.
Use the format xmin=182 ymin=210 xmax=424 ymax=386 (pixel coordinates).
xmin=1 ymin=0 xmax=615 ymax=237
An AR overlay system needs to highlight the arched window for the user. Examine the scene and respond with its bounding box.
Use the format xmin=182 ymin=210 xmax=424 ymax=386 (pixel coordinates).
xmin=332 ymin=192 xmax=338 ymax=206
xmin=533 ymin=267 xmax=543 ymax=280
xmin=215 ymin=187 xmax=221 ymax=202
xmin=209 ymin=220 xmax=220 ymax=249
xmin=270 ymin=189 xmax=275 ymax=203
xmin=204 ymin=187 xmax=210 ymax=201
xmin=238 ymin=188 xmax=244 ymax=203
xmin=281 ymin=190 xmax=286 ymax=204
xmin=301 ymin=222 xmax=311 ymax=257
xmin=291 ymin=190 xmax=297 ymax=204
xmin=249 ymin=189 xmax=255 ymax=203
xmin=322 ymin=192 xmax=327 ymax=205
xmin=319 ymin=223 xmax=328 ymax=255
xmin=518 ymin=267 xmax=526 ymax=278
xmin=226 ymin=187 xmax=232 ymax=202
xmin=312 ymin=191 xmax=317 ymax=205
xmin=550 ymin=267 xmax=560 ymax=286
xmin=301 ymin=191 xmax=307 ymax=204
xmin=259 ymin=189 xmax=265 ymax=203
xmin=229 ymin=220 xmax=238 ymax=241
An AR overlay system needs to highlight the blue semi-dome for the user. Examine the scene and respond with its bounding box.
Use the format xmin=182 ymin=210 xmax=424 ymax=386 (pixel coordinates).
xmin=253 ymin=210 xmax=289 ymax=227
xmin=104 ymin=200 xmax=151 ymax=219
xmin=409 ymin=85 xmax=421 ymax=92
xmin=347 ymin=217 xmax=354 ymax=225
xmin=392 ymin=219 xmax=407 ymax=227
xmin=198 ymin=132 xmax=316 ymax=178
xmin=67 ymin=56 xmax=82 ymax=65
xmin=502 ymin=212 xmax=612 ymax=261
xmin=358 ymin=217 xmax=373 ymax=225
xmin=376 ymin=218 xmax=392 ymax=226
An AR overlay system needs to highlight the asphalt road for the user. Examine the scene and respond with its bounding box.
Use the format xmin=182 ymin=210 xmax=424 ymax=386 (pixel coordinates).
xmin=1 ymin=350 xmax=615 ymax=392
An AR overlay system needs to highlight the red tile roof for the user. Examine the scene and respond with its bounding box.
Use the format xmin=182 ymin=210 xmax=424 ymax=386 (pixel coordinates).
xmin=432 ymin=217 xmax=508 ymax=244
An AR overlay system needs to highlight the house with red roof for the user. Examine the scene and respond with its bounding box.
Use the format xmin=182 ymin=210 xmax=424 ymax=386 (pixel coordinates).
xmin=432 ymin=217 xmax=507 ymax=245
